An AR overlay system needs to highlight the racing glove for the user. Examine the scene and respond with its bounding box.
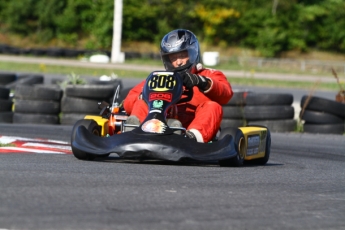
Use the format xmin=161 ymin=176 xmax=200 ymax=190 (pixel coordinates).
xmin=180 ymin=71 xmax=210 ymax=91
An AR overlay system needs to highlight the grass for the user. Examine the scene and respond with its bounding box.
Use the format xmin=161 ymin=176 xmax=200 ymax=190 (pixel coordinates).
xmin=126 ymin=57 xmax=343 ymax=76
xmin=0 ymin=143 xmax=15 ymax=147
xmin=0 ymin=61 xmax=148 ymax=79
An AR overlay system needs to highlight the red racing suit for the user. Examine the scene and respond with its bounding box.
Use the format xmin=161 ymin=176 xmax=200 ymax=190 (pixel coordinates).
xmin=123 ymin=68 xmax=233 ymax=142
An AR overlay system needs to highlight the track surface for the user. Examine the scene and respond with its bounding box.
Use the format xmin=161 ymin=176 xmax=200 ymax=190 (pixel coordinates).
xmin=0 ymin=58 xmax=344 ymax=229
xmin=0 ymin=124 xmax=344 ymax=230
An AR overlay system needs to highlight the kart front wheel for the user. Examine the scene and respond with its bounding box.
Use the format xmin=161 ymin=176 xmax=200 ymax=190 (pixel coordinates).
xmin=71 ymin=119 xmax=102 ymax=161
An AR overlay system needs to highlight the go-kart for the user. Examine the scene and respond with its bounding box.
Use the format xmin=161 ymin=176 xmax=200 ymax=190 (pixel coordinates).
xmin=70 ymin=71 xmax=271 ymax=166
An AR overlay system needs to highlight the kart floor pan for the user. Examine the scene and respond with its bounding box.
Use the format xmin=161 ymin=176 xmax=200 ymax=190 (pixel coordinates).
xmin=71 ymin=126 xmax=237 ymax=162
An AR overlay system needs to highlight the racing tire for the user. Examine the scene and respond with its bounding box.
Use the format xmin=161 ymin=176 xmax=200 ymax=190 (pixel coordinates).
xmin=118 ymin=87 xmax=132 ymax=103
xmin=0 ymin=99 xmax=13 ymax=112
xmin=60 ymin=113 xmax=88 ymax=125
xmin=245 ymin=129 xmax=271 ymax=165
xmin=222 ymin=106 xmax=244 ymax=119
xmin=71 ymin=119 xmax=102 ymax=160
xmin=0 ymin=72 xmax=16 ymax=85
xmin=300 ymin=110 xmax=344 ymax=124
xmin=63 ymin=48 xmax=84 ymax=58
xmin=221 ymin=118 xmax=246 ymax=129
xmin=301 ymin=95 xmax=345 ymax=119
xmin=225 ymin=91 xmax=249 ymax=106
xmin=14 ymin=84 xmax=62 ymax=101
xmin=61 ymin=96 xmax=101 ymax=114
xmin=248 ymin=119 xmax=297 ymax=133
xmin=46 ymin=48 xmax=64 ymax=57
xmin=0 ymin=112 xmax=13 ymax=123
xmin=245 ymin=93 xmax=293 ymax=105
xmin=218 ymin=128 xmax=244 ymax=167
xmin=303 ymin=123 xmax=345 ymax=135
xmin=14 ymin=99 xmax=60 ymax=114
xmin=6 ymin=75 xmax=44 ymax=90
xmin=64 ymin=85 xmax=115 ymax=100
xmin=90 ymin=78 xmax=122 ymax=86
xmin=0 ymin=86 xmax=10 ymax=99
xmin=218 ymin=127 xmax=238 ymax=140
xmin=13 ymin=113 xmax=59 ymax=124
xmin=244 ymin=105 xmax=294 ymax=121
xmin=30 ymin=48 xmax=46 ymax=56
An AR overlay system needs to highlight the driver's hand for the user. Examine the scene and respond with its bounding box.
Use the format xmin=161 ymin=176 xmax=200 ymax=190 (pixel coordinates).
xmin=180 ymin=71 xmax=209 ymax=90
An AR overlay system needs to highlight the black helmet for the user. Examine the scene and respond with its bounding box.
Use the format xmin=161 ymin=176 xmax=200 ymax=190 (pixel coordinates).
xmin=160 ymin=29 xmax=200 ymax=72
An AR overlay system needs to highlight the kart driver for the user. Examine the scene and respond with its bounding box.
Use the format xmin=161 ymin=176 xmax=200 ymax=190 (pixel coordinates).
xmin=123 ymin=29 xmax=233 ymax=142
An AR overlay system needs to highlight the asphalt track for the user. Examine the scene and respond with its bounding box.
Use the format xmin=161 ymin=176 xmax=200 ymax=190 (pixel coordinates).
xmin=0 ymin=56 xmax=344 ymax=229
xmin=0 ymin=124 xmax=345 ymax=230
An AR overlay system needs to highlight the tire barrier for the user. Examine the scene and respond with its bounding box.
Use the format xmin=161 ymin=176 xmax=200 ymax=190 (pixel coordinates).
xmin=8 ymin=70 xmax=343 ymax=136
xmin=300 ymin=95 xmax=345 ymax=135
xmin=0 ymin=86 xmax=13 ymax=123
xmin=5 ymin=74 xmax=44 ymax=90
xmin=13 ymin=85 xmax=62 ymax=125
xmin=89 ymin=78 xmax=123 ymax=96
xmin=0 ymin=43 xmax=161 ymax=60
xmin=0 ymin=72 xmax=16 ymax=85
xmin=222 ymin=91 xmax=296 ymax=132
xmin=60 ymin=85 xmax=116 ymax=125
xmin=0 ymin=43 xmax=90 ymax=57
xmin=221 ymin=91 xmax=248 ymax=128
xmin=118 ymin=87 xmax=132 ymax=104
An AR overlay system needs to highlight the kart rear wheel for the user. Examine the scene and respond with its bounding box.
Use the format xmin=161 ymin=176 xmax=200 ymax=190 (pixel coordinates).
xmin=218 ymin=128 xmax=244 ymax=167
xmin=71 ymin=119 xmax=102 ymax=160
xmin=246 ymin=129 xmax=271 ymax=165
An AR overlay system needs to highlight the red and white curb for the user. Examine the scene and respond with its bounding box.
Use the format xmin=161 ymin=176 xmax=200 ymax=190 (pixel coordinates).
xmin=0 ymin=136 xmax=72 ymax=154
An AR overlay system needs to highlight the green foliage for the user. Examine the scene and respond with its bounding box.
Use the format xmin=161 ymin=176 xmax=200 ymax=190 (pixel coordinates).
xmin=0 ymin=0 xmax=345 ymax=57
xmin=1 ymin=0 xmax=37 ymax=34
xmin=59 ymin=72 xmax=86 ymax=89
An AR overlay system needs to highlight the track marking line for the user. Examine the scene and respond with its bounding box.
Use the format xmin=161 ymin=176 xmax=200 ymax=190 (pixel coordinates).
xmin=0 ymin=136 xmax=72 ymax=154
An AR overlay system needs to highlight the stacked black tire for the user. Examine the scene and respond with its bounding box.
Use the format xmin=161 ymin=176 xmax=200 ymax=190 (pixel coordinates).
xmin=1 ymin=72 xmax=46 ymax=124
xmin=6 ymin=73 xmax=44 ymax=90
xmin=13 ymin=85 xmax=63 ymax=124
xmin=221 ymin=91 xmax=248 ymax=128
xmin=0 ymin=86 xmax=13 ymax=123
xmin=0 ymin=72 xmax=17 ymax=86
xmin=60 ymin=84 xmax=118 ymax=125
xmin=300 ymin=95 xmax=345 ymax=135
xmin=0 ymin=72 xmax=16 ymax=123
xmin=221 ymin=91 xmax=296 ymax=132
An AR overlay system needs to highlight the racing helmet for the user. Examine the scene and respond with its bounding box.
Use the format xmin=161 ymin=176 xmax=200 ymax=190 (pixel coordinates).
xmin=160 ymin=29 xmax=201 ymax=73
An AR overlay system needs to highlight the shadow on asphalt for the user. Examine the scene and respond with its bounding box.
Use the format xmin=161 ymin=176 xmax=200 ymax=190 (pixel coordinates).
xmin=81 ymin=155 xmax=284 ymax=167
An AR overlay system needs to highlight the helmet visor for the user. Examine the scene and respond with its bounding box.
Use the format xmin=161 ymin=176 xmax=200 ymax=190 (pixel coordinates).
xmin=162 ymin=46 xmax=198 ymax=72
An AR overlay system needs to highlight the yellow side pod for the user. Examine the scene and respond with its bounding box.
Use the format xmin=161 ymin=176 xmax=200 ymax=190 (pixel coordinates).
xmin=237 ymin=126 xmax=268 ymax=160
xmin=84 ymin=115 xmax=109 ymax=137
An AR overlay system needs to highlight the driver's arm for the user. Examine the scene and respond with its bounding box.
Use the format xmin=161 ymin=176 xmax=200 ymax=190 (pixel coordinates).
xmin=123 ymin=80 xmax=145 ymax=115
xmin=200 ymin=69 xmax=233 ymax=105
